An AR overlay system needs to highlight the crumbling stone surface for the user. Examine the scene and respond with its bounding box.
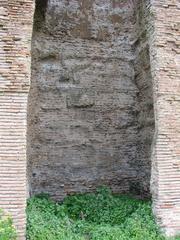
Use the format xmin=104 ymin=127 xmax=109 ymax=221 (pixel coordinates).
xmin=0 ymin=0 xmax=179 ymax=239
xmin=27 ymin=0 xmax=154 ymax=200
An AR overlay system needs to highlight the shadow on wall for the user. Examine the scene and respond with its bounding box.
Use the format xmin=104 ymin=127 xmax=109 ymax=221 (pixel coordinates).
xmin=33 ymin=0 xmax=48 ymax=30
xmin=134 ymin=1 xmax=155 ymax=198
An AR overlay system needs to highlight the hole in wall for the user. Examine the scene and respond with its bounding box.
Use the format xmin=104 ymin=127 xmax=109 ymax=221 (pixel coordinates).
xmin=33 ymin=0 xmax=48 ymax=31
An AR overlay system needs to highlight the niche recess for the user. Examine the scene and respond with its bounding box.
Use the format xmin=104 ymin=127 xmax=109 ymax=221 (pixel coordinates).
xmin=27 ymin=0 xmax=155 ymax=200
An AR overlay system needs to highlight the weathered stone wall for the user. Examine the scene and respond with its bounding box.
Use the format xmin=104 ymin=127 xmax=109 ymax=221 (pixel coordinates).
xmin=28 ymin=0 xmax=139 ymax=199
xmin=27 ymin=0 xmax=154 ymax=200
xmin=0 ymin=0 xmax=179 ymax=238
xmin=0 ymin=1 xmax=34 ymax=239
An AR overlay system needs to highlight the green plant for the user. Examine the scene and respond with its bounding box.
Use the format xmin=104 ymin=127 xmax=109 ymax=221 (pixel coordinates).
xmin=0 ymin=209 xmax=17 ymax=240
xmin=26 ymin=187 xmax=179 ymax=240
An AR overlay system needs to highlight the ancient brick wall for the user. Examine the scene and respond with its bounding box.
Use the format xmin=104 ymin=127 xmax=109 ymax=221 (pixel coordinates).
xmin=27 ymin=0 xmax=155 ymax=200
xmin=0 ymin=0 xmax=179 ymax=238
xmin=0 ymin=1 xmax=34 ymax=239
xmin=149 ymin=0 xmax=180 ymax=237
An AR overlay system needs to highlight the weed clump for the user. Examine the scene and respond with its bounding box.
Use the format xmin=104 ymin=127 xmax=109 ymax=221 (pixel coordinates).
xmin=0 ymin=209 xmax=17 ymax=240
xmin=26 ymin=187 xmax=179 ymax=240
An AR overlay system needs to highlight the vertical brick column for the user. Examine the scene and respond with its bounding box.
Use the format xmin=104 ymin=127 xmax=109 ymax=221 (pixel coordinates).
xmin=149 ymin=0 xmax=180 ymax=237
xmin=0 ymin=1 xmax=34 ymax=239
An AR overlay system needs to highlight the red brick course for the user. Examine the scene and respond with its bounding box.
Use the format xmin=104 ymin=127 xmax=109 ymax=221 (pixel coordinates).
xmin=149 ymin=0 xmax=180 ymax=237
xmin=0 ymin=1 xmax=34 ymax=239
xmin=0 ymin=0 xmax=179 ymax=238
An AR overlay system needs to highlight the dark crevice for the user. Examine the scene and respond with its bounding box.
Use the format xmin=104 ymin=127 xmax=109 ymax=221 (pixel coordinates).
xmin=33 ymin=0 xmax=48 ymax=31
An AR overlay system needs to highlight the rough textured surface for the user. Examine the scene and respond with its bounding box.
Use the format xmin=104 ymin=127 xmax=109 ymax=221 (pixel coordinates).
xmin=149 ymin=0 xmax=180 ymax=237
xmin=27 ymin=0 xmax=154 ymax=200
xmin=133 ymin=0 xmax=155 ymax=197
xmin=0 ymin=1 xmax=34 ymax=239
xmin=0 ymin=0 xmax=180 ymax=239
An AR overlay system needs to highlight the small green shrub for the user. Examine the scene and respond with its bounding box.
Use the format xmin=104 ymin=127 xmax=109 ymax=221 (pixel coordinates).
xmin=0 ymin=209 xmax=17 ymax=240
xmin=64 ymin=187 xmax=142 ymax=225
xmin=26 ymin=187 xmax=179 ymax=240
